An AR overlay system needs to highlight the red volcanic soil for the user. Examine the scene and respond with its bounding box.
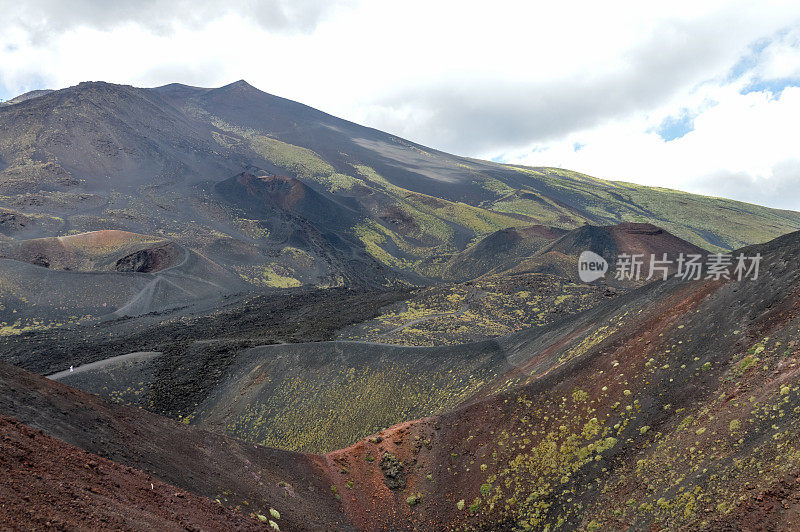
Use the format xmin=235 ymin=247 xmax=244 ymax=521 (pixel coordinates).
xmin=543 ymin=222 xmax=707 ymax=262
xmin=708 ymin=469 xmax=800 ymax=531
xmin=58 ymin=230 xmax=159 ymax=250
xmin=323 ymin=419 xmax=448 ymax=532
xmin=0 ymin=230 xmax=178 ymax=272
xmin=0 ymin=415 xmax=265 ymax=530
xmin=0 ymin=361 xmax=353 ymax=530
xmin=604 ymin=221 xmax=706 ymax=257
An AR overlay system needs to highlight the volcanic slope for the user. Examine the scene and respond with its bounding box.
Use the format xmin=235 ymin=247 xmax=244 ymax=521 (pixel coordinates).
xmin=0 ymin=230 xmax=245 ymax=332
xmin=0 ymin=80 xmax=798 ymax=287
xmin=43 ymin=330 xmax=511 ymax=454
xmin=338 ymin=222 xmax=705 ymax=346
xmin=0 ymin=362 xmax=353 ymax=530
xmin=0 ymin=415 xmax=267 ymax=531
xmin=37 ymin=223 xmax=710 ymax=455
xmin=32 ymin=223 xmax=733 ymax=460
xmin=2 ymin=270 xmax=599 ymax=456
xmin=493 ymin=221 xmax=709 ymax=284
xmin=314 ymin=228 xmax=800 ymax=530
xmin=9 ymin=229 xmax=800 ymax=529
xmin=441 ymin=224 xmax=567 ymax=281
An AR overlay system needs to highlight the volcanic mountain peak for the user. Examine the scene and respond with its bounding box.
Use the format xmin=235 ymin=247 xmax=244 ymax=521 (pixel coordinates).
xmin=224 ymin=79 xmax=258 ymax=91
xmin=197 ymin=79 xmax=274 ymax=106
xmin=4 ymin=64 xmax=800 ymax=532
xmin=1 ymin=78 xmax=800 ymax=301
xmin=0 ymin=89 xmax=54 ymax=106
xmin=492 ymin=221 xmax=708 ymax=283
xmin=443 ymin=224 xmax=569 ymax=280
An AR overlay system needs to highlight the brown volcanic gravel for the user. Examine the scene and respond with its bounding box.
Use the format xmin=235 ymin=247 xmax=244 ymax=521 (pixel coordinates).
xmin=0 ymin=415 xmax=266 ymax=531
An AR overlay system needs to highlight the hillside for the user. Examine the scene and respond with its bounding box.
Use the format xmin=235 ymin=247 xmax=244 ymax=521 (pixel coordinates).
xmin=0 ymin=362 xmax=350 ymax=530
xmin=493 ymin=222 xmax=709 ymax=284
xmin=0 ymin=415 xmax=266 ymax=530
xmin=5 ymin=78 xmax=800 ymax=530
xmin=442 ymin=224 xmax=568 ymax=281
xmin=0 ymin=230 xmax=245 ymax=333
xmin=0 ymin=80 xmax=798 ymax=297
xmin=320 ymin=227 xmax=800 ymax=530
xmin=4 ymin=228 xmax=800 ymax=529
xmin=0 ymin=230 xmax=180 ymax=272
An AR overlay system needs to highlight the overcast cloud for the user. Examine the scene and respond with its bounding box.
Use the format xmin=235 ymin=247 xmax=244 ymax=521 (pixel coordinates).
xmin=3 ymin=0 xmax=344 ymax=39
xmin=1 ymin=0 xmax=799 ymax=208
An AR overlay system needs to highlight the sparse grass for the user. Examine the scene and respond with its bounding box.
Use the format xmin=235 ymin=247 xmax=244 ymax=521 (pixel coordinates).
xmin=501 ymin=166 xmax=800 ymax=251
xmin=232 ymin=264 xmax=301 ymax=288
xmin=406 ymin=493 xmax=422 ymax=506
xmin=219 ymin=357 xmax=497 ymax=453
xmin=208 ymin=114 xmax=359 ymax=192
xmin=340 ymin=273 xmax=610 ymax=346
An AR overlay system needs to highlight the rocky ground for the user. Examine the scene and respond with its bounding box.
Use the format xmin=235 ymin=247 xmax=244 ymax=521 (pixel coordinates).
xmin=6 ymin=229 xmax=800 ymax=529
xmin=1 ymin=286 xmax=411 ymax=375
xmin=0 ymin=362 xmax=352 ymax=530
xmin=0 ymin=415 xmax=267 ymax=531
xmin=338 ymin=272 xmax=617 ymax=346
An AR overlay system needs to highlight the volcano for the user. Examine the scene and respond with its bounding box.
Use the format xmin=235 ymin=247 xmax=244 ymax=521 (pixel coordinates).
xmin=3 ymin=79 xmax=800 ymax=530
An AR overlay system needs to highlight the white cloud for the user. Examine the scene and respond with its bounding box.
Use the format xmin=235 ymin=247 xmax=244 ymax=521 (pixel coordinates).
xmin=0 ymin=0 xmax=800 ymax=208
xmin=752 ymin=28 xmax=800 ymax=81
xmin=505 ymin=85 xmax=800 ymax=209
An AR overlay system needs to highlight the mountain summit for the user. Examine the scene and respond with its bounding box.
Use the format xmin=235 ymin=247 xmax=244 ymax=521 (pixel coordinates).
xmin=0 ymin=80 xmax=798 ymax=307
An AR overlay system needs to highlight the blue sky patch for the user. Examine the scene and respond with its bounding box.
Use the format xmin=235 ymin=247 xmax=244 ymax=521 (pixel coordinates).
xmin=655 ymin=112 xmax=695 ymax=142
xmin=727 ymin=29 xmax=799 ymax=98
xmin=727 ymin=36 xmax=773 ymax=82
xmin=741 ymin=77 xmax=800 ymax=97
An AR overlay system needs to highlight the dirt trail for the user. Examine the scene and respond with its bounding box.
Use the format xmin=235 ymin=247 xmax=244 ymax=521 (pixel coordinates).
xmin=48 ymin=351 xmax=161 ymax=379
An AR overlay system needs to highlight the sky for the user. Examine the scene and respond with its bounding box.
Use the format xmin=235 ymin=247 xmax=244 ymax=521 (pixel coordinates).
xmin=1 ymin=1 xmax=800 ymax=209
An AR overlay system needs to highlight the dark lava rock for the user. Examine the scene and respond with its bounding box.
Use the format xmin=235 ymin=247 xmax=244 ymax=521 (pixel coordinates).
xmin=379 ymin=452 xmax=405 ymax=490
xmin=114 ymin=243 xmax=180 ymax=273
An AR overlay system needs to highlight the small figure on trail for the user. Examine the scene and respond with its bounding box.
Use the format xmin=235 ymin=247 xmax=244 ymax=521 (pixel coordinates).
xmin=69 ymin=365 xmax=73 ymax=372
